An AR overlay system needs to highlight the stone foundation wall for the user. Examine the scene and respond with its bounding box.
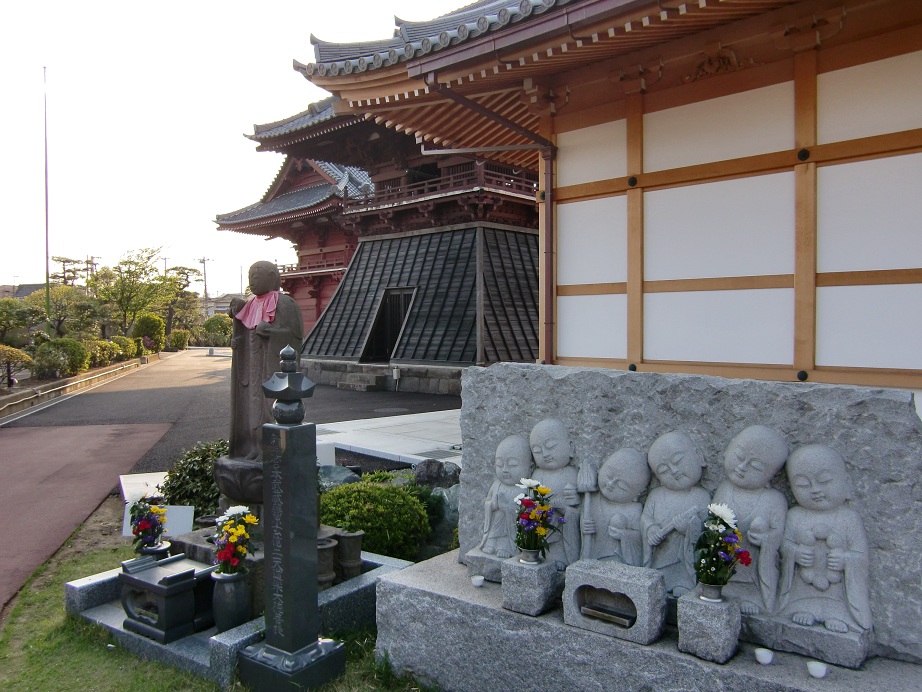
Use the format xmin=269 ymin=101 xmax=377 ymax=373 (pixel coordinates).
xmin=301 ymin=358 xmax=462 ymax=395
xmin=458 ymin=363 xmax=922 ymax=663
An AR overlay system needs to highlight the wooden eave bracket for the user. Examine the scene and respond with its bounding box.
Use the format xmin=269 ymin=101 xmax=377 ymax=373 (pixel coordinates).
xmin=608 ymin=61 xmax=664 ymax=95
xmin=771 ymin=6 xmax=846 ymax=52
xmin=521 ymin=77 xmax=570 ymax=116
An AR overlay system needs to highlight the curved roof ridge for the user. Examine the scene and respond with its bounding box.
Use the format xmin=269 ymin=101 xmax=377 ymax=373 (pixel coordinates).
xmin=248 ymin=97 xmax=340 ymax=141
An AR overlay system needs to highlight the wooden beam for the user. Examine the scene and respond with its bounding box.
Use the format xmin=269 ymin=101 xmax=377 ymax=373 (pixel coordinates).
xmin=626 ymin=93 xmax=644 ymax=366
xmin=794 ymin=50 xmax=818 ymax=374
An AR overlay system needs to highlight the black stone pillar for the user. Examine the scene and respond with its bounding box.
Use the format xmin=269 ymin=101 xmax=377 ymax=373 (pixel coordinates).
xmin=237 ymin=346 xmax=345 ymax=689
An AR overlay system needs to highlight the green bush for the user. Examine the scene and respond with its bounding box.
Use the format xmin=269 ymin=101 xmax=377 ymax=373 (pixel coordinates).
xmin=110 ymin=335 xmax=136 ymax=360
xmin=134 ymin=336 xmax=146 ymax=356
xmin=84 ymin=339 xmax=121 ymax=368
xmin=132 ymin=313 xmax=166 ymax=352
xmin=320 ymin=482 xmax=430 ymax=560
xmin=33 ymin=338 xmax=90 ymax=378
xmin=0 ymin=344 xmax=32 ymax=385
xmin=158 ymin=440 xmax=228 ymax=518
xmin=203 ymin=313 xmax=233 ymax=338
xmin=168 ymin=329 xmax=190 ymax=350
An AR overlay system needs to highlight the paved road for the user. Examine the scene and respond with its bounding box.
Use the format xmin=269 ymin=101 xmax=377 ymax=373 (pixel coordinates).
xmin=0 ymin=349 xmax=459 ymax=609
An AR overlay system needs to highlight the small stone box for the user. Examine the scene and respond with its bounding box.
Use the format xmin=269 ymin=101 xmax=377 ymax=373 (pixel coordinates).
xmin=563 ymin=560 xmax=666 ymax=645
xmin=501 ymin=556 xmax=562 ymax=616
xmin=677 ymin=590 xmax=741 ymax=664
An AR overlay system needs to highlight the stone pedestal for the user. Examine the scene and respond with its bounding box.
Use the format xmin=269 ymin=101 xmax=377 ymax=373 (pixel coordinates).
xmin=501 ymin=555 xmax=562 ymax=616
xmin=563 ymin=560 xmax=666 ymax=645
xmin=677 ymin=591 xmax=741 ymax=664
xmin=464 ymin=547 xmax=505 ymax=583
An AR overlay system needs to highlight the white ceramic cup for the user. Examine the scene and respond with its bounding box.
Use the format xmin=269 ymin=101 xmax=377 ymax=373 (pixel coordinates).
xmin=470 ymin=575 xmax=485 ymax=587
xmin=754 ymin=648 xmax=773 ymax=665
xmin=807 ymin=661 xmax=828 ymax=678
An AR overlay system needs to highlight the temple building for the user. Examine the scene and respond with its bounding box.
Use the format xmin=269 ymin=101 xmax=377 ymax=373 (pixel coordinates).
xmin=293 ymin=0 xmax=922 ymax=392
xmin=217 ymin=96 xmax=539 ymax=390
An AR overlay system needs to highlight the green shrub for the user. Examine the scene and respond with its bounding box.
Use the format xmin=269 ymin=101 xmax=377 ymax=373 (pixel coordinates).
xmin=168 ymin=329 xmax=190 ymax=350
xmin=132 ymin=313 xmax=166 ymax=352
xmin=84 ymin=339 xmax=121 ymax=368
xmin=158 ymin=440 xmax=228 ymax=518
xmin=110 ymin=335 xmax=136 ymax=360
xmin=203 ymin=313 xmax=233 ymax=339
xmin=362 ymin=470 xmax=395 ymax=484
xmin=0 ymin=344 xmax=32 ymax=384
xmin=134 ymin=336 xmax=146 ymax=356
xmin=33 ymin=338 xmax=90 ymax=378
xmin=320 ymin=483 xmax=430 ymax=561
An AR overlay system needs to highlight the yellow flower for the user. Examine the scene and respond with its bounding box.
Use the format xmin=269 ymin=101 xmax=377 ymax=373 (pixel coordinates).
xmin=244 ymin=514 xmax=258 ymax=525
xmin=536 ymin=526 xmax=548 ymax=536
xmin=229 ymin=534 xmax=238 ymax=543
xmin=536 ymin=486 xmax=550 ymax=495
xmin=237 ymin=545 xmax=247 ymax=555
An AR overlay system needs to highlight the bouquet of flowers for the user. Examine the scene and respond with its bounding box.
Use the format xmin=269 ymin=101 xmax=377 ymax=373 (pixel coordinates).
xmin=514 ymin=478 xmax=565 ymax=557
xmin=694 ymin=503 xmax=752 ymax=586
xmin=213 ymin=506 xmax=258 ymax=574
xmin=129 ymin=496 xmax=167 ymax=552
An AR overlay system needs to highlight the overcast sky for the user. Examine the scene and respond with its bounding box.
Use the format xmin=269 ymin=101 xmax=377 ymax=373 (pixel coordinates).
xmin=1 ymin=0 xmax=460 ymax=297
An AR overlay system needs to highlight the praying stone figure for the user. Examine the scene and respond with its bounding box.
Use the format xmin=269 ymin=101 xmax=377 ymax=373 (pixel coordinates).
xmin=479 ymin=434 xmax=534 ymax=559
xmin=712 ymin=425 xmax=789 ymax=614
xmin=529 ymin=418 xmax=582 ymax=567
xmin=779 ymin=444 xmax=872 ymax=634
xmin=641 ymin=431 xmax=710 ymax=597
xmin=581 ymin=448 xmax=649 ymax=565
xmin=228 ymin=261 xmax=304 ymax=462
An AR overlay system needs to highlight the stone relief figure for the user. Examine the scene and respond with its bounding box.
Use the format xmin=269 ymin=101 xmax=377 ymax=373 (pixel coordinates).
xmin=580 ymin=448 xmax=649 ymax=565
xmin=479 ymin=434 xmax=534 ymax=559
xmin=641 ymin=431 xmax=710 ymax=597
xmin=529 ymin=418 xmax=582 ymax=567
xmin=228 ymin=261 xmax=304 ymax=462
xmin=779 ymin=445 xmax=872 ymax=633
xmin=712 ymin=425 xmax=789 ymax=614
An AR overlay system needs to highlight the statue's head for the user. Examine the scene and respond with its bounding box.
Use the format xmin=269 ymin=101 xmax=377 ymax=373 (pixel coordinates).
xmin=598 ymin=448 xmax=649 ymax=503
xmin=529 ymin=418 xmax=574 ymax=470
xmin=648 ymin=431 xmax=705 ymax=490
xmin=723 ymin=425 xmax=789 ymax=490
xmin=494 ymin=434 xmax=533 ymax=486
xmin=787 ymin=444 xmax=849 ymax=511
xmin=248 ymin=261 xmax=280 ymax=296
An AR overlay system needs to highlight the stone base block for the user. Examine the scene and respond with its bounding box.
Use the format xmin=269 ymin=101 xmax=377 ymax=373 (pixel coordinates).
xmin=501 ymin=556 xmax=562 ymax=616
xmin=742 ymin=613 xmax=871 ymax=669
xmin=678 ymin=591 xmax=741 ymax=664
xmin=562 ymin=560 xmax=666 ymax=645
xmin=238 ymin=639 xmax=346 ymax=690
xmin=376 ymin=552 xmax=922 ymax=692
xmin=464 ymin=548 xmax=506 ymax=583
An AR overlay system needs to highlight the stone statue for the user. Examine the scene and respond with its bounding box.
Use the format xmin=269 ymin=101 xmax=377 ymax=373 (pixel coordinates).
xmin=228 ymin=261 xmax=304 ymax=462
xmin=479 ymin=435 xmax=533 ymax=559
xmin=641 ymin=431 xmax=710 ymax=597
xmin=779 ymin=445 xmax=872 ymax=633
xmin=581 ymin=448 xmax=649 ymax=565
xmin=529 ymin=418 xmax=582 ymax=567
xmin=712 ymin=425 xmax=789 ymax=614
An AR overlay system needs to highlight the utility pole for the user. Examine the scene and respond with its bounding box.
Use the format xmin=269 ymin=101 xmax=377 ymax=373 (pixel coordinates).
xmin=163 ymin=257 xmax=169 ymax=275
xmin=198 ymin=257 xmax=211 ymax=314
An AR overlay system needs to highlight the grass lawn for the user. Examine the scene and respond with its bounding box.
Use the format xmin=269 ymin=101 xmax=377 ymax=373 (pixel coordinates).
xmin=0 ymin=499 xmax=433 ymax=692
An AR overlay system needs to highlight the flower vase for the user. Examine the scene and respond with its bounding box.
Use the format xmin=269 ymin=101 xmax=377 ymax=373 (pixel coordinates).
xmin=211 ymin=570 xmax=251 ymax=632
xmin=698 ymin=582 xmax=724 ymax=603
xmin=138 ymin=540 xmax=171 ymax=560
xmin=518 ymin=548 xmax=542 ymax=565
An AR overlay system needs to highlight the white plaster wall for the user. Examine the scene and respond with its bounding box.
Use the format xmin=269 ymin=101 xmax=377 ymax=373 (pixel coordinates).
xmin=644 ymin=173 xmax=795 ymax=281
xmin=817 ymin=153 xmax=922 ymax=272
xmin=818 ymin=50 xmax=922 ymax=145
xmin=644 ymin=289 xmax=794 ymax=363
xmin=557 ymin=120 xmax=627 ymax=187
xmin=557 ymin=196 xmax=628 ymax=284
xmin=644 ymin=82 xmax=794 ymax=172
xmin=816 ymin=284 xmax=922 ymax=370
xmin=557 ymin=294 xmax=627 ymax=359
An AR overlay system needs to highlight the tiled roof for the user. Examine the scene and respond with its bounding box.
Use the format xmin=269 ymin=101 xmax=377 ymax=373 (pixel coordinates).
xmin=297 ymin=0 xmax=563 ymax=77
xmin=248 ymin=97 xmax=340 ymax=141
xmin=302 ymin=226 xmax=538 ymax=365
xmin=216 ymin=161 xmax=373 ymax=229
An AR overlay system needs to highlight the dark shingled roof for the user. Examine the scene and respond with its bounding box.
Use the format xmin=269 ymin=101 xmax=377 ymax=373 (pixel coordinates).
xmin=298 ymin=0 xmax=562 ymax=77
xmin=248 ymin=97 xmax=340 ymax=141
xmin=216 ymin=162 xmax=372 ymax=228
xmin=302 ymin=226 xmax=537 ymax=365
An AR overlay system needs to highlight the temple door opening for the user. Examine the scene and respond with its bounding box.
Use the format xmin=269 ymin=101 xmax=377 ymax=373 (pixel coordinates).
xmin=361 ymin=287 xmax=415 ymax=362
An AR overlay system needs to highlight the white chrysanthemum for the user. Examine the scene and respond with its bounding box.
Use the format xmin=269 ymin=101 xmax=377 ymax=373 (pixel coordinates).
xmin=516 ymin=478 xmax=540 ymax=489
xmin=514 ymin=493 xmax=526 ymax=504
xmin=218 ymin=505 xmax=251 ymax=523
xmin=708 ymin=502 xmax=737 ymax=528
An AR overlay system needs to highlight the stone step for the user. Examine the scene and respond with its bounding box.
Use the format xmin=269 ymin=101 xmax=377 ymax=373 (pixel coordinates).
xmin=336 ymin=373 xmax=387 ymax=391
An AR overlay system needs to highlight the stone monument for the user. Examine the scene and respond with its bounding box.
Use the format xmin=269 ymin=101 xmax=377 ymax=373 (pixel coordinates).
xmin=214 ymin=261 xmax=304 ymax=511
xmin=237 ymin=346 xmax=345 ymax=689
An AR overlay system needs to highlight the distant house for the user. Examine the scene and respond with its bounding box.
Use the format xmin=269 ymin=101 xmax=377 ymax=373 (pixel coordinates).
xmin=206 ymin=293 xmax=246 ymax=319
xmin=217 ymin=96 xmax=539 ymax=389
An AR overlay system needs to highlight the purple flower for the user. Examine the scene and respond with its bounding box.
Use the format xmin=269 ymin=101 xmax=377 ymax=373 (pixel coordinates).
xmin=717 ymin=550 xmax=732 ymax=561
xmin=723 ymin=534 xmax=739 ymax=544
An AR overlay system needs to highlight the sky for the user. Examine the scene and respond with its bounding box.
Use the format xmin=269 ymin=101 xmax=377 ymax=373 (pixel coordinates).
xmin=0 ymin=0 xmax=461 ymax=298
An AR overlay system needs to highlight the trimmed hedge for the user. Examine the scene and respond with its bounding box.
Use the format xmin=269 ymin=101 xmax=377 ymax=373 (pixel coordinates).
xmin=168 ymin=329 xmax=190 ymax=350
xmin=158 ymin=440 xmax=228 ymax=518
xmin=132 ymin=313 xmax=165 ymax=352
xmin=33 ymin=338 xmax=90 ymax=378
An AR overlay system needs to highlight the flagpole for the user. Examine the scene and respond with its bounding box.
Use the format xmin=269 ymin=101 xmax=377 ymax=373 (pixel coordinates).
xmin=43 ymin=66 xmax=52 ymax=334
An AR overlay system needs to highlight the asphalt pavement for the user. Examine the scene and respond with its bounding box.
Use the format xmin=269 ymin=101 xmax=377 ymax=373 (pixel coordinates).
xmin=0 ymin=349 xmax=460 ymax=610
